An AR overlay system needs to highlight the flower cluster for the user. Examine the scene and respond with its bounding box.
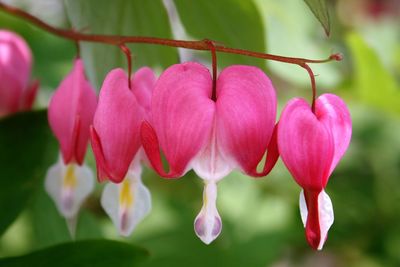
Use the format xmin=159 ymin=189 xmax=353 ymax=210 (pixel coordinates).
xmin=1 ymin=29 xmax=352 ymax=250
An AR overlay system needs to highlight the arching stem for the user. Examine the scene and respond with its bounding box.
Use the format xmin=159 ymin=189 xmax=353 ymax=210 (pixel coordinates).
xmin=301 ymin=63 xmax=317 ymax=113
xmin=205 ymin=39 xmax=218 ymax=101
xmin=0 ymin=2 xmax=343 ymax=98
xmin=120 ymin=44 xmax=132 ymax=89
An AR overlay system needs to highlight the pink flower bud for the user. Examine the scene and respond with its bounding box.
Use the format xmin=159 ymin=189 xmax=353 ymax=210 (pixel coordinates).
xmin=48 ymin=59 xmax=97 ymax=165
xmin=0 ymin=30 xmax=38 ymax=117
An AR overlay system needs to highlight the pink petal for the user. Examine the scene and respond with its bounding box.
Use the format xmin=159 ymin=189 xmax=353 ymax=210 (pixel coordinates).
xmin=0 ymin=73 xmax=21 ymax=116
xmin=142 ymin=62 xmax=215 ymax=178
xmin=315 ymin=94 xmax=352 ymax=176
xmin=92 ymin=68 xmax=144 ymax=183
xmin=215 ymin=65 xmax=277 ymax=175
xmin=251 ymin=123 xmax=280 ymax=177
xmin=131 ymin=67 xmax=156 ymax=117
xmin=48 ymin=59 xmax=97 ymax=165
xmin=302 ymin=189 xmax=322 ymax=250
xmin=278 ymin=98 xmax=334 ymax=190
xmin=0 ymin=30 xmax=32 ymax=90
xmin=90 ymin=126 xmax=110 ymax=182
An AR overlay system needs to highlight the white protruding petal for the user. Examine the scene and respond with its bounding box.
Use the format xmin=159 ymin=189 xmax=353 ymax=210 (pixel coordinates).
xmin=45 ymin=158 xmax=94 ymax=219
xmin=101 ymin=170 xmax=151 ymax=237
xmin=299 ymin=189 xmax=307 ymax=227
xmin=299 ymin=189 xmax=334 ymax=250
xmin=194 ymin=182 xmax=222 ymax=244
xmin=317 ymin=190 xmax=334 ymax=250
xmin=191 ymin=123 xmax=232 ymax=182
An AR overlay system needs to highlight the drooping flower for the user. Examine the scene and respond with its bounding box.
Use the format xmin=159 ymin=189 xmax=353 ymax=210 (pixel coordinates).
xmin=277 ymin=93 xmax=352 ymax=250
xmin=0 ymin=29 xmax=39 ymax=117
xmin=91 ymin=67 xmax=154 ymax=236
xmin=46 ymin=59 xmax=97 ymax=235
xmin=141 ymin=62 xmax=279 ymax=244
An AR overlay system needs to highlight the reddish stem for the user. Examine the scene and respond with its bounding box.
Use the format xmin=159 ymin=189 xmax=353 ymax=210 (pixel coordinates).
xmin=0 ymin=2 xmax=341 ymax=67
xmin=301 ymin=63 xmax=317 ymax=113
xmin=119 ymin=44 xmax=132 ymax=89
xmin=0 ymin=2 xmax=342 ymax=102
xmin=205 ymin=39 xmax=218 ymax=101
xmin=75 ymin=40 xmax=80 ymax=59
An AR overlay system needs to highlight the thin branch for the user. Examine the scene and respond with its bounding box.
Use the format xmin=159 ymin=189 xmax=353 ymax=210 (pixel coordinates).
xmin=0 ymin=2 xmax=342 ymax=67
xmin=301 ymin=63 xmax=317 ymax=113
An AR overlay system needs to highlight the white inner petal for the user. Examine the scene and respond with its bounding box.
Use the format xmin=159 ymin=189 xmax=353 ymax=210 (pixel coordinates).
xmin=101 ymin=170 xmax=151 ymax=237
xmin=299 ymin=189 xmax=334 ymax=250
xmin=45 ymin=157 xmax=94 ymax=219
xmin=191 ymin=121 xmax=233 ymax=182
xmin=194 ymin=182 xmax=222 ymax=244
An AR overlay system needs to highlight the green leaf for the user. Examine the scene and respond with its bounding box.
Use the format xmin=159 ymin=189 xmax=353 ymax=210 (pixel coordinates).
xmin=64 ymin=0 xmax=178 ymax=88
xmin=173 ymin=0 xmax=266 ymax=69
xmin=346 ymin=32 xmax=400 ymax=115
xmin=0 ymin=110 xmax=57 ymax=236
xmin=303 ymin=0 xmax=330 ymax=36
xmin=0 ymin=240 xmax=149 ymax=267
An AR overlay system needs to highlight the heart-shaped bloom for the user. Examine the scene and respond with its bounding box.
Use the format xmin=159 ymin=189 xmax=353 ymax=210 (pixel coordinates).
xmin=141 ymin=62 xmax=279 ymax=244
xmin=48 ymin=59 xmax=98 ymax=165
xmin=46 ymin=58 xmax=97 ymax=235
xmin=277 ymin=93 xmax=352 ymax=250
xmin=0 ymin=30 xmax=39 ymax=117
xmin=91 ymin=67 xmax=155 ymax=236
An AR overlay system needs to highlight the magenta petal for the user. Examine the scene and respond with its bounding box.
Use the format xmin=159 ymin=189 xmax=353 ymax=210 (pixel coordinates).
xmin=48 ymin=59 xmax=97 ymax=165
xmin=0 ymin=73 xmax=21 ymax=116
xmin=92 ymin=68 xmax=144 ymax=183
xmin=0 ymin=30 xmax=32 ymax=90
xmin=250 ymin=123 xmax=280 ymax=177
xmin=303 ymin=189 xmax=322 ymax=250
xmin=131 ymin=67 xmax=156 ymax=117
xmin=216 ymin=65 xmax=277 ymax=175
xmin=141 ymin=121 xmax=181 ymax=178
xmin=278 ymin=98 xmax=334 ymax=190
xmin=147 ymin=62 xmax=215 ymax=177
xmin=316 ymin=94 xmax=352 ymax=176
xmin=90 ymin=126 xmax=110 ymax=182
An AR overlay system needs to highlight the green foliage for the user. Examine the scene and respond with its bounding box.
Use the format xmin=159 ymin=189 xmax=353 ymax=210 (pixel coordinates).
xmin=29 ymin=186 xmax=103 ymax=249
xmin=0 ymin=240 xmax=149 ymax=267
xmin=64 ymin=0 xmax=178 ymax=89
xmin=347 ymin=32 xmax=400 ymax=115
xmin=0 ymin=110 xmax=57 ymax=236
xmin=174 ymin=0 xmax=266 ymax=69
xmin=303 ymin=0 xmax=330 ymax=36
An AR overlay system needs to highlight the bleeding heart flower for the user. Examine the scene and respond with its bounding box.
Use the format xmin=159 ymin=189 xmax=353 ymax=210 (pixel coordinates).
xmin=141 ymin=62 xmax=279 ymax=244
xmin=277 ymin=93 xmax=352 ymax=250
xmin=48 ymin=59 xmax=98 ymax=165
xmin=0 ymin=30 xmax=39 ymax=117
xmin=46 ymin=58 xmax=97 ymax=235
xmin=91 ymin=67 xmax=155 ymax=236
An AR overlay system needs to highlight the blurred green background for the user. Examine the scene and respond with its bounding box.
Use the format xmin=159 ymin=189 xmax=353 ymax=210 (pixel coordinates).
xmin=0 ymin=0 xmax=400 ymax=266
